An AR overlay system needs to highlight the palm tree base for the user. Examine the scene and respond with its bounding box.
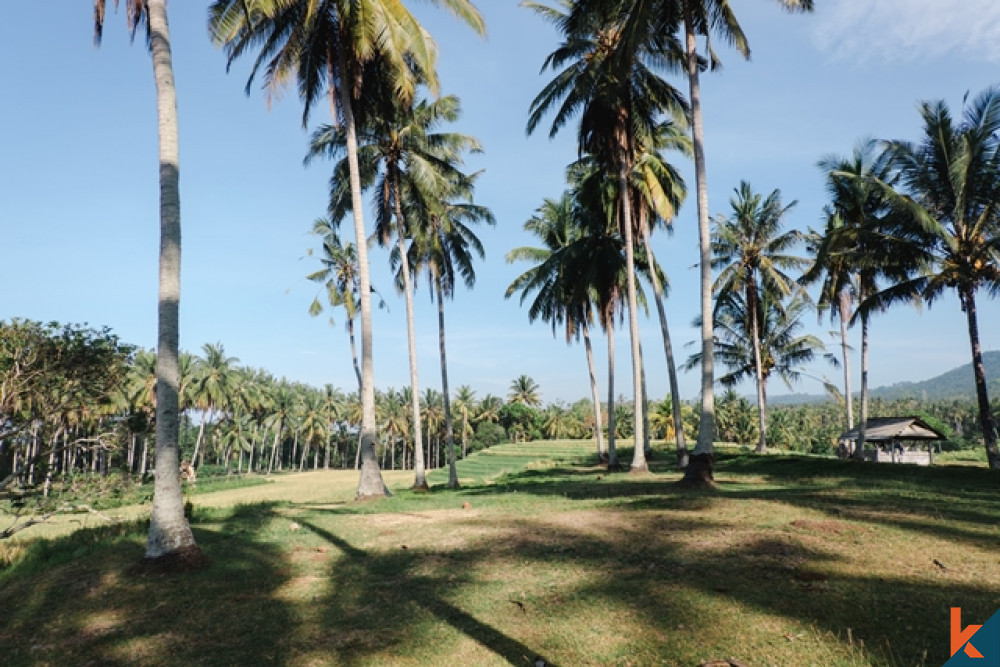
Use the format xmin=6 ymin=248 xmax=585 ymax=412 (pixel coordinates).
xmin=606 ymin=460 xmax=623 ymax=472
xmin=629 ymin=463 xmax=649 ymax=474
xmin=411 ymin=482 xmax=430 ymax=492
xmin=679 ymin=453 xmax=714 ymax=488
xmin=135 ymin=545 xmax=209 ymax=574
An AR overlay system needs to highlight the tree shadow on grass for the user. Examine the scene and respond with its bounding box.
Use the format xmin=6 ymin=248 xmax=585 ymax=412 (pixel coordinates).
xmin=478 ymin=451 xmax=1000 ymax=552
xmin=300 ymin=504 xmax=996 ymax=666
xmin=0 ymin=503 xmax=297 ymax=667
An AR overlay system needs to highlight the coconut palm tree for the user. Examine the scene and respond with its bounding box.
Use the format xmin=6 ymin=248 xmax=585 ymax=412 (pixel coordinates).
xmin=208 ymin=0 xmax=485 ymax=498
xmin=93 ymin=0 xmax=200 ymax=563
xmin=409 ymin=167 xmax=494 ymax=488
xmin=644 ymin=0 xmax=815 ymax=483
xmin=527 ymin=0 xmax=688 ymax=473
xmin=712 ymin=181 xmax=808 ymax=452
xmin=508 ymin=376 xmax=542 ymax=407
xmin=687 ymin=291 xmax=825 ymax=446
xmin=190 ymin=342 xmax=239 ymax=468
xmin=452 ymin=385 xmax=477 ymax=459
xmin=870 ymin=86 xmax=1000 ymax=469
xmin=307 ymin=218 xmax=365 ymax=391
xmin=806 ymin=140 xmax=912 ymax=459
xmin=506 ymin=190 xmax=608 ymax=461
xmin=310 ymin=93 xmax=484 ymax=489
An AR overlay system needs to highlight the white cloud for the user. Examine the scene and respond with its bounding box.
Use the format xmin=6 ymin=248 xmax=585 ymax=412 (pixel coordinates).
xmin=813 ymin=0 xmax=1000 ymax=63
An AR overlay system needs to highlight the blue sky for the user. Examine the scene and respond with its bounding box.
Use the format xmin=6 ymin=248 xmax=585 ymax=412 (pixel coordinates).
xmin=2 ymin=1 xmax=999 ymax=404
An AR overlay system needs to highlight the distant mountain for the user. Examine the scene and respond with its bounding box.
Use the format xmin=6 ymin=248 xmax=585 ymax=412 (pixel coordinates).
xmin=765 ymin=351 xmax=1000 ymax=405
xmin=870 ymin=350 xmax=1000 ymax=401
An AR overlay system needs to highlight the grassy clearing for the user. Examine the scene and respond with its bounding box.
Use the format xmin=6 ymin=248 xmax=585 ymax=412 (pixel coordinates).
xmin=2 ymin=442 xmax=998 ymax=666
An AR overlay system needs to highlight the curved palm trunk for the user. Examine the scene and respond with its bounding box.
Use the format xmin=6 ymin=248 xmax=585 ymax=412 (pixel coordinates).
xmin=606 ymin=321 xmax=619 ymax=469
xmin=641 ymin=226 xmax=687 ymax=468
xmin=961 ymin=287 xmax=1000 ymax=468
xmin=392 ymin=195 xmax=427 ymax=490
xmin=684 ymin=2 xmax=715 ymax=484
xmin=582 ymin=321 xmax=605 ymax=459
xmin=747 ymin=283 xmax=767 ymax=454
xmin=618 ymin=166 xmax=647 ymax=473
xmin=337 ymin=53 xmax=389 ymax=499
xmin=146 ymin=0 xmax=199 ymax=561
xmin=190 ymin=406 xmax=213 ymax=470
xmin=434 ymin=278 xmax=459 ymax=489
xmin=347 ymin=317 xmax=363 ymax=392
xmin=839 ymin=288 xmax=854 ymax=431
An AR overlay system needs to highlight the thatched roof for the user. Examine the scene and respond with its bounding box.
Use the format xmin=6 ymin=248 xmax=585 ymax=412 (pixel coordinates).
xmin=838 ymin=417 xmax=946 ymax=442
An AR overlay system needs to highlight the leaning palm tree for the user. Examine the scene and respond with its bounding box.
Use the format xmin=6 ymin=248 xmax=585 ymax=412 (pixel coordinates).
xmin=94 ymin=0 xmax=201 ymax=564
xmin=871 ymin=86 xmax=1000 ymax=469
xmin=712 ymin=181 xmax=808 ymax=452
xmin=208 ymin=0 xmax=485 ymax=498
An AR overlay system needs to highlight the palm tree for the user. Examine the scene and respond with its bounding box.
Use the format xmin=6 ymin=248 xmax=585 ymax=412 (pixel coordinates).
xmin=190 ymin=342 xmax=239 ymax=468
xmin=527 ymin=0 xmax=688 ymax=473
xmin=712 ymin=181 xmax=808 ymax=452
xmin=452 ymin=385 xmax=477 ymax=459
xmin=650 ymin=0 xmax=815 ymax=483
xmin=410 ymin=169 xmax=494 ymax=488
xmin=508 ymin=375 xmax=542 ymax=407
xmin=687 ymin=291 xmax=825 ymax=446
xmin=871 ymin=86 xmax=1000 ymax=469
xmin=310 ymin=93 xmax=485 ymax=490
xmin=806 ymin=139 xmax=911 ymax=459
xmin=477 ymin=394 xmax=503 ymax=425
xmin=506 ymin=190 xmax=608 ymax=461
xmin=208 ymin=0 xmax=485 ymax=498
xmin=94 ymin=0 xmax=200 ymax=563
xmin=307 ymin=218 xmax=365 ymax=391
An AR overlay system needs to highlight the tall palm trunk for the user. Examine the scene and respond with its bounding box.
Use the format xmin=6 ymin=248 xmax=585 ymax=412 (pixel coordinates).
xmin=582 ymin=321 xmax=605 ymax=458
xmin=335 ymin=51 xmax=388 ymax=499
xmin=856 ymin=311 xmax=869 ymax=460
xmin=606 ymin=319 xmax=618 ymax=469
xmin=747 ymin=282 xmax=767 ymax=453
xmin=839 ymin=287 xmax=854 ymax=430
xmin=961 ymin=286 xmax=1000 ymax=468
xmin=640 ymin=225 xmax=687 ymax=467
xmin=146 ymin=0 xmax=199 ymax=560
xmin=684 ymin=1 xmax=715 ymax=484
xmin=392 ymin=189 xmax=427 ymax=490
xmin=434 ymin=278 xmax=459 ymax=489
xmin=617 ymin=160 xmax=647 ymax=473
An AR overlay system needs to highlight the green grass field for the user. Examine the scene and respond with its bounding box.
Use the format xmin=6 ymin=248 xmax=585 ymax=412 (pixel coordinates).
xmin=2 ymin=441 xmax=998 ymax=666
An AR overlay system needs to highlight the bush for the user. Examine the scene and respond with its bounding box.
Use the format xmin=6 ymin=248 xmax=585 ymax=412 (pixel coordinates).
xmin=469 ymin=422 xmax=507 ymax=452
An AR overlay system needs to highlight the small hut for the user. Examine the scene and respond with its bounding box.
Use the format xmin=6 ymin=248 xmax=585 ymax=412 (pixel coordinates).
xmin=838 ymin=417 xmax=947 ymax=465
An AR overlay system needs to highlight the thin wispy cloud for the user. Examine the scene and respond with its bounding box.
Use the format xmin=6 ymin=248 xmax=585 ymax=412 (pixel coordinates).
xmin=813 ymin=0 xmax=1000 ymax=63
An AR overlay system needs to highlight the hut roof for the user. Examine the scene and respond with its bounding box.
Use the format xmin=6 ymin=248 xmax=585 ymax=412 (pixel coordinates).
xmin=838 ymin=417 xmax=946 ymax=442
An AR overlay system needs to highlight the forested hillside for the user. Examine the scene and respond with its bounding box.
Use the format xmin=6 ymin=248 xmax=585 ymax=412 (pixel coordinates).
xmin=872 ymin=351 xmax=1000 ymax=400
